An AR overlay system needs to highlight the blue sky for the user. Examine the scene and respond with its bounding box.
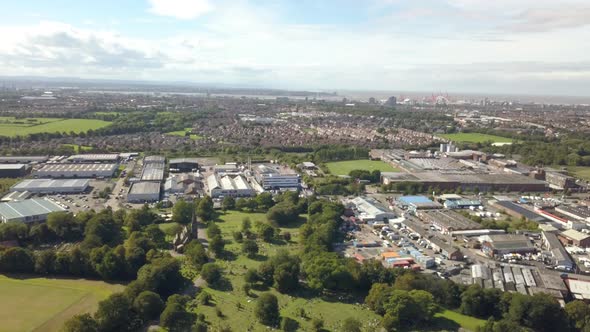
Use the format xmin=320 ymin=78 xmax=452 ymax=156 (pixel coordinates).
xmin=1 ymin=0 xmax=590 ymax=95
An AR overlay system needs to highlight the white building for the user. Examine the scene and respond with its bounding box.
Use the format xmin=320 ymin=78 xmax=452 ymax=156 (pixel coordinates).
xmin=0 ymin=198 xmax=66 ymax=223
xmin=35 ymin=163 xmax=118 ymax=178
xmin=11 ymin=179 xmax=89 ymax=194
xmin=254 ymin=165 xmax=300 ymax=190
xmin=347 ymin=196 xmax=396 ymax=223
xmin=207 ymin=174 xmax=255 ymax=198
xmin=128 ymin=182 xmax=161 ymax=203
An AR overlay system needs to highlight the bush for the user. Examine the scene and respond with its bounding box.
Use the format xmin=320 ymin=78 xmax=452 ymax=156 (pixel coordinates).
xmin=255 ymin=293 xmax=279 ymax=326
xmin=200 ymin=263 xmax=222 ymax=285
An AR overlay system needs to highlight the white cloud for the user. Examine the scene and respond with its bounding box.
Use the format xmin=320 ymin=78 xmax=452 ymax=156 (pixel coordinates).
xmin=147 ymin=0 xmax=213 ymax=20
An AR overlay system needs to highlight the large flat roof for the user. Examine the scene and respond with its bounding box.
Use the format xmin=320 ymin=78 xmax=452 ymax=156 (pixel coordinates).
xmin=129 ymin=181 xmax=161 ymax=195
xmin=11 ymin=179 xmax=89 ymax=191
xmin=37 ymin=163 xmax=118 ymax=173
xmin=67 ymin=154 xmax=119 ymax=162
xmin=0 ymin=198 xmax=65 ymax=220
xmin=494 ymin=200 xmax=549 ymax=222
xmin=169 ymin=158 xmax=199 ymax=164
xmin=0 ymin=156 xmax=48 ymax=163
xmin=0 ymin=164 xmax=26 ymax=170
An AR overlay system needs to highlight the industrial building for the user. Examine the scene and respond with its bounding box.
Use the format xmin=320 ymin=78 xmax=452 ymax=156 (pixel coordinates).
xmin=11 ymin=179 xmax=89 ymax=194
xmin=443 ymin=199 xmax=482 ymax=209
xmin=346 ymin=196 xmax=396 ymax=223
xmin=542 ymin=231 xmax=575 ymax=270
xmin=545 ymin=172 xmax=576 ymax=190
xmin=559 ymin=229 xmax=590 ymax=248
xmin=418 ymin=210 xmax=481 ymax=234
xmin=0 ymin=164 xmax=28 ymax=178
xmin=254 ymin=165 xmax=300 ymax=190
xmin=127 ymin=182 xmax=161 ymax=203
xmin=164 ymin=174 xmax=202 ymax=195
xmin=397 ymin=196 xmax=442 ymax=210
xmin=0 ymin=198 xmax=65 ymax=223
xmin=169 ymin=158 xmax=199 ymax=172
xmin=35 ymin=163 xmax=118 ymax=178
xmin=207 ymin=174 xmax=256 ymax=198
xmin=492 ymin=200 xmax=549 ymax=223
xmin=213 ymin=164 xmax=241 ymax=175
xmin=555 ymin=205 xmax=590 ymax=223
xmin=382 ymin=171 xmax=547 ymax=192
xmin=66 ymin=154 xmax=120 ymax=163
xmin=1 ymin=191 xmax=31 ymax=202
xmin=481 ymin=234 xmax=536 ymax=257
xmin=140 ymin=156 xmax=166 ymax=182
xmin=0 ymin=156 xmax=48 ymax=164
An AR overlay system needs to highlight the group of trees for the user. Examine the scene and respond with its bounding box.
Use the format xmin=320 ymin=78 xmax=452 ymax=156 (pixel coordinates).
xmin=172 ymin=197 xmax=214 ymax=224
xmin=312 ymin=146 xmax=369 ymax=164
xmin=348 ymin=169 xmax=381 ymax=183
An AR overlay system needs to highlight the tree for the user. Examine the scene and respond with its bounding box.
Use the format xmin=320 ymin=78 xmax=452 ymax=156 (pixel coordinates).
xmin=206 ymin=222 xmax=221 ymax=239
xmin=185 ymin=241 xmax=209 ymax=270
xmin=311 ymin=318 xmax=324 ymax=332
xmin=222 ymin=196 xmax=236 ymax=211
xmin=256 ymin=192 xmax=275 ymax=210
xmin=47 ymin=211 xmax=79 ymax=241
xmin=507 ymin=293 xmax=568 ymax=332
xmin=565 ymin=300 xmax=590 ymax=331
xmin=94 ymin=293 xmax=136 ymax=332
xmin=133 ymin=291 xmax=164 ymax=321
xmin=232 ymin=231 xmax=243 ymax=242
xmin=267 ymin=201 xmax=298 ymax=226
xmin=209 ymin=235 xmax=225 ymax=257
xmin=172 ymin=200 xmax=194 ymax=224
xmin=244 ymin=268 xmax=259 ymax=284
xmin=34 ymin=250 xmax=56 ymax=275
xmin=201 ymin=263 xmax=222 ymax=285
xmin=242 ymin=239 xmax=259 ymax=258
xmin=144 ymin=224 xmax=167 ymax=248
xmin=160 ymin=303 xmax=196 ymax=332
xmin=460 ymin=285 xmax=501 ymax=319
xmin=255 ymin=293 xmax=279 ymax=326
xmin=63 ymin=313 xmax=99 ymax=332
xmin=281 ymin=317 xmax=299 ymax=332
xmin=342 ymin=317 xmax=362 ymax=332
xmin=197 ymin=196 xmax=214 ymax=221
xmin=241 ymin=217 xmax=252 ymax=232
xmin=257 ymin=222 xmax=275 ymax=242
xmin=0 ymin=247 xmax=34 ymax=273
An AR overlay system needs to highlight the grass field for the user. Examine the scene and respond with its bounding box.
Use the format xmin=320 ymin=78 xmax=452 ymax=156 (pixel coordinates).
xmin=325 ymin=159 xmax=400 ymax=176
xmin=0 ymin=117 xmax=111 ymax=137
xmin=61 ymin=144 xmax=93 ymax=153
xmin=440 ymin=133 xmax=513 ymax=144
xmin=165 ymin=128 xmax=203 ymax=140
xmin=563 ymin=166 xmax=590 ymax=181
xmin=194 ymin=211 xmax=382 ymax=331
xmin=434 ymin=310 xmax=485 ymax=331
xmin=0 ymin=275 xmax=124 ymax=332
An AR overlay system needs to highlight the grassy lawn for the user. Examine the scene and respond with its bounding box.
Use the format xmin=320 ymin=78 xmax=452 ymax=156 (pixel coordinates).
xmin=434 ymin=310 xmax=485 ymax=331
xmin=165 ymin=128 xmax=203 ymax=140
xmin=0 ymin=275 xmax=124 ymax=332
xmin=564 ymin=166 xmax=590 ymax=181
xmin=0 ymin=118 xmax=111 ymax=137
xmin=195 ymin=211 xmax=382 ymax=331
xmin=325 ymin=159 xmax=400 ymax=176
xmin=440 ymin=133 xmax=513 ymax=144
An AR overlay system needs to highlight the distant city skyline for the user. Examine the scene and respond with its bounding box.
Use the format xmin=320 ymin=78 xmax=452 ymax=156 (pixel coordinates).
xmin=1 ymin=0 xmax=589 ymax=96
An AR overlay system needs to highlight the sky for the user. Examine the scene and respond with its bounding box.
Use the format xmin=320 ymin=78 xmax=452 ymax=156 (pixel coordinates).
xmin=1 ymin=0 xmax=590 ymax=96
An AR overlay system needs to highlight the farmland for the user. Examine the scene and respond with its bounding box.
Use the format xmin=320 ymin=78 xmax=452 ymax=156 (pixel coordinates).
xmin=194 ymin=211 xmax=382 ymax=331
xmin=440 ymin=133 xmax=514 ymax=144
xmin=0 ymin=117 xmax=111 ymax=137
xmin=0 ymin=275 xmax=124 ymax=332
xmin=325 ymin=159 xmax=400 ymax=176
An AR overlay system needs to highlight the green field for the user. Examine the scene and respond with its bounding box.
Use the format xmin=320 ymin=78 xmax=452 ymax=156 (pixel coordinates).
xmin=434 ymin=310 xmax=485 ymax=331
xmin=61 ymin=144 xmax=93 ymax=153
xmin=440 ymin=133 xmax=513 ymax=144
xmin=0 ymin=117 xmax=111 ymax=137
xmin=0 ymin=275 xmax=124 ymax=332
xmin=563 ymin=166 xmax=590 ymax=181
xmin=165 ymin=128 xmax=203 ymax=140
xmin=325 ymin=159 xmax=400 ymax=176
xmin=195 ymin=211 xmax=382 ymax=331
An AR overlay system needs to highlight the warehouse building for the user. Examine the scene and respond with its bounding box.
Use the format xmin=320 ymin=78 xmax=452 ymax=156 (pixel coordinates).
xmin=127 ymin=182 xmax=161 ymax=203
xmin=417 ymin=210 xmax=481 ymax=234
xmin=542 ymin=231 xmax=575 ymax=270
xmin=11 ymin=179 xmax=89 ymax=194
xmin=444 ymin=199 xmax=482 ymax=209
xmin=35 ymin=163 xmax=118 ymax=178
xmin=0 ymin=164 xmax=29 ymax=178
xmin=0 ymin=198 xmax=65 ymax=223
xmin=1 ymin=191 xmax=31 ymax=202
xmin=346 ymin=196 xmax=396 ymax=223
xmin=254 ymin=165 xmax=300 ymax=190
xmin=169 ymin=158 xmax=199 ymax=172
xmin=144 ymin=155 xmax=165 ymax=164
xmin=546 ymin=172 xmax=576 ymax=190
xmin=492 ymin=200 xmax=549 ymax=223
xmin=397 ymin=195 xmax=442 ymax=210
xmin=559 ymin=229 xmax=590 ymax=248
xmin=555 ymin=205 xmax=590 ymax=223
xmin=0 ymin=156 xmax=48 ymax=164
xmin=67 ymin=154 xmax=120 ymax=163
xmin=141 ymin=164 xmax=165 ymax=182
xmin=481 ymin=234 xmax=536 ymax=257
xmin=207 ymin=174 xmax=255 ymax=198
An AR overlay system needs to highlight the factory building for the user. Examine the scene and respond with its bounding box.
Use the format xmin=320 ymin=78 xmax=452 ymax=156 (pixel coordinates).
xmin=0 ymin=156 xmax=48 ymax=164
xmin=35 ymin=163 xmax=118 ymax=178
xmin=555 ymin=205 xmax=590 ymax=223
xmin=213 ymin=164 xmax=241 ymax=175
xmin=0 ymin=164 xmax=29 ymax=178
xmin=492 ymin=200 xmax=549 ymax=223
xmin=417 ymin=210 xmax=481 ymax=234
xmin=444 ymin=199 xmax=482 ymax=209
xmin=545 ymin=172 xmax=576 ymax=190
xmin=164 ymin=174 xmax=202 ymax=195
xmin=481 ymin=234 xmax=536 ymax=257
xmin=141 ymin=156 xmax=166 ymax=182
xmin=1 ymin=191 xmax=31 ymax=203
xmin=346 ymin=196 xmax=396 ymax=223
xmin=66 ymin=154 xmax=120 ymax=163
xmin=11 ymin=179 xmax=89 ymax=194
xmin=169 ymin=158 xmax=199 ymax=172
xmin=0 ymin=198 xmax=65 ymax=223
xmin=397 ymin=196 xmax=442 ymax=210
xmin=127 ymin=182 xmax=161 ymax=203
xmin=254 ymin=165 xmax=300 ymax=190
xmin=559 ymin=229 xmax=590 ymax=248
xmin=207 ymin=174 xmax=255 ymax=198
xmin=542 ymin=231 xmax=575 ymax=270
